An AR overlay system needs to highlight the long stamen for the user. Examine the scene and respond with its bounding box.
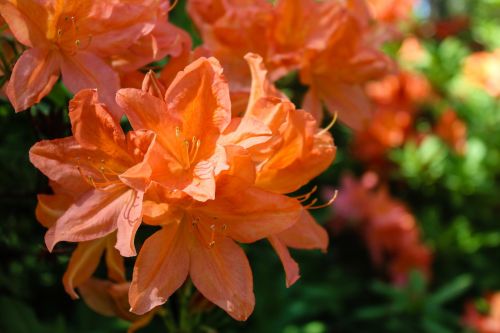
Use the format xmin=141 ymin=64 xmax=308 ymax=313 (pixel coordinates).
xmin=189 ymin=138 xmax=201 ymax=164
xmin=318 ymin=112 xmax=338 ymax=136
xmin=168 ymin=0 xmax=179 ymax=11
xmin=306 ymin=190 xmax=338 ymax=210
xmin=294 ymin=185 xmax=318 ymax=202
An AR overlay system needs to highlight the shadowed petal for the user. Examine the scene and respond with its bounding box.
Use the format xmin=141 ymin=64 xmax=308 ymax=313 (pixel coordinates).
xmin=6 ymin=48 xmax=60 ymax=112
xmin=61 ymin=51 xmax=121 ymax=119
xmin=190 ymin=234 xmax=254 ymax=321
xmin=277 ymin=209 xmax=329 ymax=251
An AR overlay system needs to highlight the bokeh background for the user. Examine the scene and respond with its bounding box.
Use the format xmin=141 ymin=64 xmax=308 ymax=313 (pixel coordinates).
xmin=1 ymin=0 xmax=500 ymax=332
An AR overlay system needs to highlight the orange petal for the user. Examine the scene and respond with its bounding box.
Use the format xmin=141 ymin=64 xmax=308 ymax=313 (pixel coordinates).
xmin=60 ymin=51 xmax=121 ymax=119
xmin=164 ymin=57 xmax=231 ymax=152
xmin=0 ymin=1 xmax=49 ymax=48
xmin=115 ymin=190 xmax=144 ymax=257
xmin=63 ymin=238 xmax=108 ymax=299
xmin=315 ymin=80 xmax=372 ymax=130
xmin=105 ymin=236 xmax=126 ymax=284
xmin=268 ymin=235 xmax=300 ymax=288
xmin=198 ymin=186 xmax=302 ymax=243
xmin=44 ymin=185 xmax=133 ymax=253
xmin=220 ymin=116 xmax=272 ymax=149
xmin=129 ymin=222 xmax=189 ymax=315
xmin=78 ymin=278 xmax=116 ymax=317
xmin=69 ymin=89 xmax=128 ymax=159
xmin=277 ymin=209 xmax=329 ymax=251
xmin=302 ymin=88 xmax=324 ymax=124
xmin=35 ymin=193 xmax=73 ymax=228
xmin=29 ymin=137 xmax=92 ymax=195
xmin=189 ymin=234 xmax=254 ymax=321
xmin=6 ymin=48 xmax=60 ymax=112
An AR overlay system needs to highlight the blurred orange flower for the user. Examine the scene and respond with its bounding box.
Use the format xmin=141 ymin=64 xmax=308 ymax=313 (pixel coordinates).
xmin=332 ymin=173 xmax=432 ymax=284
xmin=435 ymin=109 xmax=467 ymax=155
xmin=463 ymin=50 xmax=500 ymax=98
xmin=464 ymin=293 xmax=500 ymax=333
xmin=353 ymin=71 xmax=432 ymax=167
xmin=188 ymin=0 xmax=393 ymax=129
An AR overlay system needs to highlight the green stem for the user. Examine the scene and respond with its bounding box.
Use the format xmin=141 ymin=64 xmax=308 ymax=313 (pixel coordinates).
xmin=179 ymin=280 xmax=194 ymax=333
xmin=159 ymin=306 xmax=178 ymax=333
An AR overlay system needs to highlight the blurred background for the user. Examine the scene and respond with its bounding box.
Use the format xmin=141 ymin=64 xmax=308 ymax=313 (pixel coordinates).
xmin=1 ymin=0 xmax=500 ymax=332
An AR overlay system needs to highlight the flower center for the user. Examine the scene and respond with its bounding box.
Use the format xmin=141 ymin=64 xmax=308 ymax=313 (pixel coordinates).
xmin=55 ymin=16 xmax=92 ymax=55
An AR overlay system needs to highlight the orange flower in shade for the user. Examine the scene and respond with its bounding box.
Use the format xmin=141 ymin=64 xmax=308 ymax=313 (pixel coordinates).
xmin=464 ymin=293 xmax=500 ymax=333
xmin=232 ymin=53 xmax=335 ymax=287
xmin=30 ymin=89 xmax=156 ymax=257
xmin=463 ymin=50 xmax=500 ymax=98
xmin=435 ymin=109 xmax=467 ymax=155
xmin=187 ymin=0 xmax=393 ymax=129
xmin=332 ymin=173 xmax=432 ymax=284
xmin=0 ymin=0 xmax=177 ymax=114
xmin=36 ymin=187 xmax=156 ymax=333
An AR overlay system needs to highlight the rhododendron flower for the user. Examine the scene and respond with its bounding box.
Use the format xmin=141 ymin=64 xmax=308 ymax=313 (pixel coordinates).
xmin=0 ymin=0 xmax=178 ymax=114
xmin=463 ymin=293 xmax=500 ymax=333
xmin=188 ymin=0 xmax=393 ymax=129
xmin=435 ymin=109 xmax=467 ymax=155
xmin=30 ymin=89 xmax=156 ymax=257
xmin=463 ymin=50 xmax=500 ymax=98
xmin=233 ymin=53 xmax=335 ymax=287
xmin=332 ymin=173 xmax=432 ymax=284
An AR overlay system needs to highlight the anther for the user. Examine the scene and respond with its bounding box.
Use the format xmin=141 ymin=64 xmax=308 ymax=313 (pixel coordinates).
xmin=175 ymin=127 xmax=181 ymax=137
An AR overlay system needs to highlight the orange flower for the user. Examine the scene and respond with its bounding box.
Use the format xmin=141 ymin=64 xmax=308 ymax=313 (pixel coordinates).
xmin=366 ymin=0 xmax=415 ymax=24
xmin=30 ymin=89 xmax=156 ymax=257
xmin=434 ymin=109 xmax=467 ymax=155
xmin=353 ymin=71 xmax=432 ymax=167
xmin=464 ymin=293 xmax=500 ymax=333
xmin=332 ymin=173 xmax=432 ymax=284
xmin=233 ymin=53 xmax=335 ymax=287
xmin=463 ymin=50 xmax=500 ymax=98
xmin=0 ymin=0 xmax=173 ymax=114
xmin=188 ymin=0 xmax=393 ymax=129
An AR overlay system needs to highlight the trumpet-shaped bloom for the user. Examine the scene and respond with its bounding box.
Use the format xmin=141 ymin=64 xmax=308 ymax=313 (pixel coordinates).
xmin=0 ymin=0 xmax=177 ymax=114
xmin=30 ymin=89 xmax=156 ymax=257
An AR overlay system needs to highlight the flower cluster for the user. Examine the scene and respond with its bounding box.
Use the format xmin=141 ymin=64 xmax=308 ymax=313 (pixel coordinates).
xmin=32 ymin=53 xmax=336 ymax=322
xmin=463 ymin=292 xmax=500 ymax=333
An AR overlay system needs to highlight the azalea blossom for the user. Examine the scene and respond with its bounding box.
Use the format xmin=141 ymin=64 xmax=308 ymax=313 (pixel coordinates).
xmin=0 ymin=0 xmax=181 ymax=114
xmin=435 ymin=109 xmax=467 ymax=155
xmin=331 ymin=173 xmax=432 ymax=284
xmin=30 ymin=89 xmax=156 ymax=257
xmin=187 ymin=0 xmax=393 ymax=129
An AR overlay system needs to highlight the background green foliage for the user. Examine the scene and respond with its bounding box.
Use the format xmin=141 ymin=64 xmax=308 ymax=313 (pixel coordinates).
xmin=1 ymin=0 xmax=500 ymax=332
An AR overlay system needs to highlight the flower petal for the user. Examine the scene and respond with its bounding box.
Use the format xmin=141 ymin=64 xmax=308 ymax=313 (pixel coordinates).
xmin=6 ymin=48 xmax=60 ymax=112
xmin=129 ymin=222 xmax=190 ymax=315
xmin=198 ymin=185 xmax=302 ymax=243
xmin=190 ymin=234 xmax=254 ymax=321
xmin=277 ymin=209 xmax=329 ymax=251
xmin=63 ymin=237 xmax=108 ymax=299
xmin=268 ymin=235 xmax=300 ymax=288
xmin=44 ymin=185 xmax=134 ymax=252
xmin=0 ymin=1 xmax=49 ymax=48
xmin=60 ymin=51 xmax=121 ymax=119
